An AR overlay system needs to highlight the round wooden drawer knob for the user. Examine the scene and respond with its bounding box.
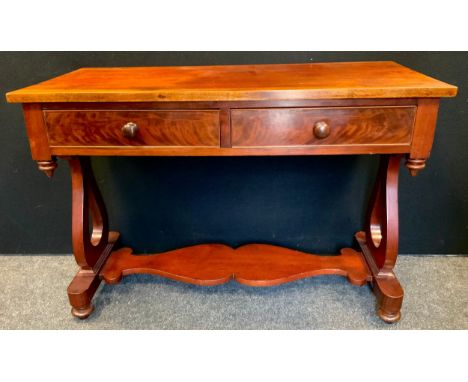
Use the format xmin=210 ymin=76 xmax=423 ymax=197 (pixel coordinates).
xmin=313 ymin=121 xmax=330 ymax=139
xmin=122 ymin=122 xmax=139 ymax=138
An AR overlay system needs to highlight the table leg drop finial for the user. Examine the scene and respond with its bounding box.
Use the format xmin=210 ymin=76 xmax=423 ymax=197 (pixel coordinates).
xmin=405 ymin=158 xmax=426 ymax=177
xmin=37 ymin=159 xmax=57 ymax=178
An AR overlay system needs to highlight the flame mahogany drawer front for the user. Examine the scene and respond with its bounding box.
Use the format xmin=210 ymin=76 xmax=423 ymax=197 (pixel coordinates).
xmin=231 ymin=106 xmax=416 ymax=147
xmin=44 ymin=110 xmax=221 ymax=147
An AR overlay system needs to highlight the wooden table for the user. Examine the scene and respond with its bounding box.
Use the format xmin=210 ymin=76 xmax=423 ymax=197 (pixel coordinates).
xmin=6 ymin=62 xmax=457 ymax=323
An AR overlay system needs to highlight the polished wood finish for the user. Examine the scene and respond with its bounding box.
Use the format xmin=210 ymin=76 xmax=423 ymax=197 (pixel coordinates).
xmin=356 ymin=155 xmax=404 ymax=323
xmin=45 ymin=110 xmax=220 ymax=147
xmin=50 ymin=145 xmax=412 ymax=157
xmin=231 ymin=107 xmax=415 ymax=148
xmin=101 ymin=244 xmax=370 ymax=287
xmin=22 ymin=104 xmax=52 ymax=161
xmin=219 ymin=108 xmax=231 ymax=148
xmin=6 ymin=62 xmax=456 ymax=103
xmin=121 ymin=122 xmax=139 ymax=138
xmin=66 ymin=157 xmax=119 ymax=318
xmin=313 ymin=121 xmax=331 ymax=139
xmin=6 ymin=62 xmax=457 ymax=323
xmin=405 ymin=98 xmax=441 ymax=176
xmin=17 ymin=98 xmax=423 ymax=161
xmin=39 ymin=98 xmax=420 ymax=110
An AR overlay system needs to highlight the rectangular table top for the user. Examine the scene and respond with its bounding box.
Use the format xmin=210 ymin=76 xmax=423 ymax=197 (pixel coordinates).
xmin=6 ymin=61 xmax=457 ymax=103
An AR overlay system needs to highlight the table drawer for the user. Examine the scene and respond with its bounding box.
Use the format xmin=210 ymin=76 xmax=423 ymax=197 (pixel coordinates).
xmin=45 ymin=110 xmax=220 ymax=147
xmin=231 ymin=107 xmax=416 ymax=147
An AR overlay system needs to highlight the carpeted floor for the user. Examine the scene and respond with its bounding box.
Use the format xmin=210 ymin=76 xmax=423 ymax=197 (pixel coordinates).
xmin=0 ymin=255 xmax=466 ymax=329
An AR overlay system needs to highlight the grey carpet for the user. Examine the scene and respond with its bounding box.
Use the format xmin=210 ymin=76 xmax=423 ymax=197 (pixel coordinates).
xmin=0 ymin=255 xmax=466 ymax=329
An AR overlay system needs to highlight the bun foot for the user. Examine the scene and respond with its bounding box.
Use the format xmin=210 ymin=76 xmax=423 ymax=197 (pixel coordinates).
xmin=71 ymin=304 xmax=94 ymax=319
xmin=378 ymin=308 xmax=401 ymax=324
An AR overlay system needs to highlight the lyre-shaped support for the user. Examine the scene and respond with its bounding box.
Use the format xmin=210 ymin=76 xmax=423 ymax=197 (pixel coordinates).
xmin=66 ymin=157 xmax=119 ymax=318
xmin=356 ymin=154 xmax=404 ymax=323
xmin=63 ymin=155 xmax=405 ymax=322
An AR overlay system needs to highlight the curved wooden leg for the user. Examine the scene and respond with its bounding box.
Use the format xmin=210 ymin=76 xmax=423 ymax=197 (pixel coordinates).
xmin=66 ymin=157 xmax=119 ymax=319
xmin=356 ymin=155 xmax=404 ymax=323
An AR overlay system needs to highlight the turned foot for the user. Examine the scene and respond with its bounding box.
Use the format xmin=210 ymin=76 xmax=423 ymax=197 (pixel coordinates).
xmin=67 ymin=231 xmax=119 ymax=319
xmin=378 ymin=308 xmax=401 ymax=324
xmin=67 ymin=271 xmax=101 ymax=320
xmin=71 ymin=304 xmax=94 ymax=319
xmin=372 ymin=274 xmax=404 ymax=324
xmin=355 ymin=231 xmax=404 ymax=324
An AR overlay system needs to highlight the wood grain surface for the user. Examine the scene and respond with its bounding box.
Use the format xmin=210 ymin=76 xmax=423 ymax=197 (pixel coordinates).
xmin=231 ymin=106 xmax=415 ymax=147
xmin=101 ymin=244 xmax=371 ymax=287
xmin=45 ymin=110 xmax=220 ymax=147
xmin=49 ymin=145 xmax=411 ymax=157
xmin=6 ymin=62 xmax=457 ymax=103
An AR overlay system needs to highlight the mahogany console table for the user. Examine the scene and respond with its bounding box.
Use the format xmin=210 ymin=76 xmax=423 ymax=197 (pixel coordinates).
xmin=6 ymin=62 xmax=457 ymax=323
